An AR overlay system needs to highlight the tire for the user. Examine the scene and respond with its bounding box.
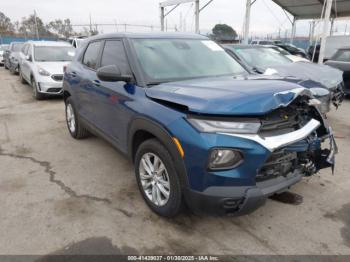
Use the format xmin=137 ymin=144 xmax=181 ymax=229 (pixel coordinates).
xmin=31 ymin=79 xmax=45 ymax=100
xmin=19 ymin=68 xmax=26 ymax=84
xmin=135 ymin=138 xmax=183 ymax=217
xmin=65 ymin=97 xmax=90 ymax=139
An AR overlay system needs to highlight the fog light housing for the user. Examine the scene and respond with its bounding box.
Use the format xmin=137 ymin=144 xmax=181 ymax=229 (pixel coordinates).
xmin=208 ymin=149 xmax=243 ymax=170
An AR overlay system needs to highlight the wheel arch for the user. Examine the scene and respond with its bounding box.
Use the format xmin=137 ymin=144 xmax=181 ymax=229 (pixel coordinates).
xmin=128 ymin=117 xmax=189 ymax=188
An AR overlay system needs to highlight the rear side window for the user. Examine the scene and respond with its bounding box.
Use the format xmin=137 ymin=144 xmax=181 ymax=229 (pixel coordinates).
xmin=100 ymin=40 xmax=131 ymax=75
xmin=82 ymin=41 xmax=102 ymax=70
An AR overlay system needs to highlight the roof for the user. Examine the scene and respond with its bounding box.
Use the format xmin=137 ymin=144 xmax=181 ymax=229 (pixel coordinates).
xmin=88 ymin=32 xmax=208 ymax=41
xmin=27 ymin=41 xmax=72 ymax=47
xmin=271 ymin=0 xmax=350 ymax=19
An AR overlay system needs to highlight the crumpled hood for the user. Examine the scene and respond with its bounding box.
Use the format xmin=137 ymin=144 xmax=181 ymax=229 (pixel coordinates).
xmin=266 ymin=62 xmax=343 ymax=89
xmin=145 ymin=76 xmax=313 ymax=116
xmin=35 ymin=61 xmax=70 ymax=75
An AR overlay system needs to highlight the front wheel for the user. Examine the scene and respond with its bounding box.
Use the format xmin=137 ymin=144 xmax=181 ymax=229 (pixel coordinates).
xmin=65 ymin=97 xmax=90 ymax=139
xmin=19 ymin=68 xmax=26 ymax=84
xmin=135 ymin=139 xmax=183 ymax=217
xmin=31 ymin=79 xmax=44 ymax=100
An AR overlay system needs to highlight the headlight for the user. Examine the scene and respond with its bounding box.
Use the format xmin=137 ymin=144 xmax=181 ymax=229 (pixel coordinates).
xmin=38 ymin=67 xmax=51 ymax=76
xmin=209 ymin=149 xmax=243 ymax=170
xmin=187 ymin=118 xmax=261 ymax=134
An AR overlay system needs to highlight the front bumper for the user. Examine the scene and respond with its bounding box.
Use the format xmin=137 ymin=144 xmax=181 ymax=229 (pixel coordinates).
xmin=37 ymin=81 xmax=63 ymax=95
xmin=174 ymin=117 xmax=337 ymax=216
xmin=185 ymin=170 xmax=303 ymax=215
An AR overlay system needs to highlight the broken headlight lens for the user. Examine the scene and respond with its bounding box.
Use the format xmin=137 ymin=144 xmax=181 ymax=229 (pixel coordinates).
xmin=209 ymin=149 xmax=243 ymax=170
xmin=187 ymin=118 xmax=261 ymax=134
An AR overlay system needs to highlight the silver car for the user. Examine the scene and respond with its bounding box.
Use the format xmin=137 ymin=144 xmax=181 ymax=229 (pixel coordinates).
xmin=18 ymin=41 xmax=75 ymax=100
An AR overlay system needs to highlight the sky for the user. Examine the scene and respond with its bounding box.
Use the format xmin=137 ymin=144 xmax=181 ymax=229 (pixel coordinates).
xmin=1 ymin=0 xmax=350 ymax=38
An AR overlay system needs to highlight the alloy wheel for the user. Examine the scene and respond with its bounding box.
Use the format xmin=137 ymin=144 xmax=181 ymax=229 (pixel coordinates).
xmin=139 ymin=153 xmax=170 ymax=206
xmin=66 ymin=103 xmax=76 ymax=134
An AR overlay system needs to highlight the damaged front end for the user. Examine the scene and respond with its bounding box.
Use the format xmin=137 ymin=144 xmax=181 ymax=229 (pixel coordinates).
xmin=241 ymin=92 xmax=338 ymax=181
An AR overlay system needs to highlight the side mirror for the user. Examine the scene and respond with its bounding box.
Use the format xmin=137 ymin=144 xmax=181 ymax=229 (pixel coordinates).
xmin=25 ymin=55 xmax=32 ymax=61
xmin=97 ymin=65 xmax=132 ymax=82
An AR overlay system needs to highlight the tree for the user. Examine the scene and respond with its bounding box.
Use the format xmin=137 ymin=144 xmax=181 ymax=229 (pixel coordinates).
xmin=0 ymin=12 xmax=14 ymax=33
xmin=82 ymin=26 xmax=99 ymax=36
xmin=48 ymin=19 xmax=74 ymax=38
xmin=19 ymin=14 xmax=51 ymax=37
xmin=211 ymin=24 xmax=237 ymax=41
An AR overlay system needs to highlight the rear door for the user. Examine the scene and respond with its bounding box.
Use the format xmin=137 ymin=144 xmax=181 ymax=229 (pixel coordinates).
xmin=73 ymin=40 xmax=104 ymax=124
xmin=92 ymin=39 xmax=135 ymax=145
xmin=21 ymin=45 xmax=32 ymax=81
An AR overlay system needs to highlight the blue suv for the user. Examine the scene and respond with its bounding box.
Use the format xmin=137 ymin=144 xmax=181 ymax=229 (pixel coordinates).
xmin=63 ymin=33 xmax=337 ymax=217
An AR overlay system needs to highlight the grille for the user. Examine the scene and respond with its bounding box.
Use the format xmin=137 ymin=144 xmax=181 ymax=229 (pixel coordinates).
xmin=47 ymin=88 xmax=62 ymax=93
xmin=51 ymin=74 xmax=63 ymax=81
xmin=259 ymin=107 xmax=300 ymax=137
xmin=257 ymin=150 xmax=297 ymax=182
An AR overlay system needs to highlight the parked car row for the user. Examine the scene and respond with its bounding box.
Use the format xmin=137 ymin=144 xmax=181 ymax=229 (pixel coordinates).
xmin=0 ymin=33 xmax=341 ymax=217
xmin=224 ymin=44 xmax=344 ymax=113
xmin=251 ymin=38 xmax=349 ymax=95
xmin=2 ymin=40 xmax=75 ymax=99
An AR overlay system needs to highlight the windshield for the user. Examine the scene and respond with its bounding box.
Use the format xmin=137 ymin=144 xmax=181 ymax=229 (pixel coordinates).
xmin=34 ymin=46 xmax=75 ymax=62
xmin=13 ymin=43 xmax=24 ymax=52
xmin=131 ymin=39 xmax=248 ymax=83
xmin=231 ymin=47 xmax=292 ymax=69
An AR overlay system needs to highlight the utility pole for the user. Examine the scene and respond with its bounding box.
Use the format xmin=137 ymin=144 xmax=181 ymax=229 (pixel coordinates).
xmin=89 ymin=13 xmax=92 ymax=35
xmin=34 ymin=10 xmax=39 ymax=40
xmin=194 ymin=0 xmax=199 ymax=33
xmin=318 ymin=0 xmax=333 ymax=64
xmin=290 ymin=17 xmax=297 ymax=44
xmin=243 ymin=0 xmax=251 ymax=44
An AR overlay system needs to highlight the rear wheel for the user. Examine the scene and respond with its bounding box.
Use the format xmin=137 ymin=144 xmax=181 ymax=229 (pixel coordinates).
xmin=65 ymin=97 xmax=90 ymax=139
xmin=31 ymin=79 xmax=44 ymax=100
xmin=135 ymin=139 xmax=182 ymax=217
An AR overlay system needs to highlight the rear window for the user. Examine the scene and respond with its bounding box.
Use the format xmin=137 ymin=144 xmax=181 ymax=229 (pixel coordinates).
xmin=82 ymin=41 xmax=103 ymax=70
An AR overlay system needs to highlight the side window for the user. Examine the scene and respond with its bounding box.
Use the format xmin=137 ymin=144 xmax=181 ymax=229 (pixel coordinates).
xmin=100 ymin=40 xmax=131 ymax=75
xmin=333 ymin=50 xmax=350 ymax=62
xmin=82 ymin=41 xmax=103 ymax=70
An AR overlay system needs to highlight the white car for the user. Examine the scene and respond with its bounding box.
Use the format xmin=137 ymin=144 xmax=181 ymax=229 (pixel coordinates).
xmin=0 ymin=44 xmax=10 ymax=65
xmin=19 ymin=41 xmax=75 ymax=100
